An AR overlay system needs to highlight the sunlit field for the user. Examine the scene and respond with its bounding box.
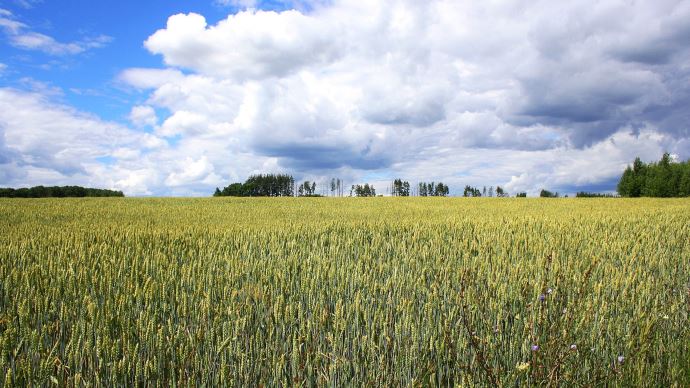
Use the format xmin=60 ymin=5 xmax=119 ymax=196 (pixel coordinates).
xmin=1 ymin=198 xmax=688 ymax=386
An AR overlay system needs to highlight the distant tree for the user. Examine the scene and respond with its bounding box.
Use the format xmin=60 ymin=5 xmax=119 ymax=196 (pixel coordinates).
xmin=516 ymin=192 xmax=527 ymax=197
xmin=576 ymin=192 xmax=618 ymax=198
xmin=617 ymin=153 xmax=690 ymax=197
xmin=213 ymin=187 xmax=222 ymax=197
xmin=617 ymin=166 xmax=635 ymax=197
xmin=418 ymin=182 xmax=427 ymax=197
xmin=0 ymin=186 xmax=124 ymax=198
xmin=680 ymin=166 xmax=690 ymax=197
xmin=463 ymin=185 xmax=481 ymax=197
xmin=351 ymin=183 xmax=376 ymax=197
xmin=539 ymin=189 xmax=559 ymax=198
xmin=391 ymin=179 xmax=410 ymax=196
xmin=496 ymin=186 xmax=507 ymax=197
xmin=488 ymin=186 xmax=494 ymax=197
xmin=434 ymin=182 xmax=448 ymax=196
xmin=215 ymin=174 xmax=294 ymax=197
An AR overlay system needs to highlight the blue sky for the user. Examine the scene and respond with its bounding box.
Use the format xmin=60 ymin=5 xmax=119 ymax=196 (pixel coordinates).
xmin=1 ymin=1 xmax=277 ymax=122
xmin=1 ymin=0 xmax=689 ymax=196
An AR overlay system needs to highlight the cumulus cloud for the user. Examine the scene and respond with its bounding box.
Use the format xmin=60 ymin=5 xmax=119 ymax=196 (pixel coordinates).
xmin=144 ymin=10 xmax=339 ymax=79
xmin=165 ymin=156 xmax=222 ymax=187
xmin=0 ymin=88 xmax=168 ymax=193
xmin=129 ymin=105 xmax=158 ymax=128
xmin=0 ymin=9 xmax=111 ymax=55
xmin=115 ymin=0 xmax=690 ymax=194
xmin=4 ymin=0 xmax=690 ymax=195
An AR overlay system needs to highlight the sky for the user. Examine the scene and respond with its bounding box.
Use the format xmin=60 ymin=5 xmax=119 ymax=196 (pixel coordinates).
xmin=1 ymin=0 xmax=689 ymax=196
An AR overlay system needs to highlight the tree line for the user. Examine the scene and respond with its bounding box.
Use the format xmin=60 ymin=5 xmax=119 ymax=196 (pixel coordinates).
xmin=0 ymin=186 xmax=124 ymax=198
xmin=214 ymin=174 xmax=295 ymax=197
xmin=575 ymin=192 xmax=618 ymax=198
xmin=617 ymin=153 xmax=690 ymax=197
xmin=462 ymin=185 xmax=508 ymax=197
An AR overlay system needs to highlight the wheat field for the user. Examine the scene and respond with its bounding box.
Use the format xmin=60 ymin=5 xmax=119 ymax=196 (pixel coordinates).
xmin=0 ymin=198 xmax=688 ymax=386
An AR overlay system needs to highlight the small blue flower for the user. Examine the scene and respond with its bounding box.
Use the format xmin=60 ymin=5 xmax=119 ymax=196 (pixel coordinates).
xmin=539 ymin=294 xmax=546 ymax=302
xmin=531 ymin=344 xmax=539 ymax=352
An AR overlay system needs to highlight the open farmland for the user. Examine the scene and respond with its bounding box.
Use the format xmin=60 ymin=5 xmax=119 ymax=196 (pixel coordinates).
xmin=1 ymin=198 xmax=689 ymax=386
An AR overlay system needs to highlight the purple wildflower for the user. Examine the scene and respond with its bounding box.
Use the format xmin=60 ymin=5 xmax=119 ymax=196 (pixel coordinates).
xmin=539 ymin=294 xmax=546 ymax=302
xmin=531 ymin=344 xmax=539 ymax=352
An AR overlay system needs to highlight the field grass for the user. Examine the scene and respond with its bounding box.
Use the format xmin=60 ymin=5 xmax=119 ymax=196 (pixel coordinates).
xmin=1 ymin=197 xmax=689 ymax=386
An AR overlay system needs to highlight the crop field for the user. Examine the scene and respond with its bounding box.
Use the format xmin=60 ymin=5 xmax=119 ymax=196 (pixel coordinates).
xmin=0 ymin=198 xmax=689 ymax=386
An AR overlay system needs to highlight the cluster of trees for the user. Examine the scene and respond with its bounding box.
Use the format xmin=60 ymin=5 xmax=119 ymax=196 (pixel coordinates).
xmin=418 ymin=182 xmax=450 ymax=197
xmin=539 ymin=189 xmax=560 ymax=198
xmin=390 ymin=179 xmax=449 ymax=196
xmin=575 ymin=192 xmax=618 ymax=198
xmin=351 ymin=184 xmax=376 ymax=197
xmin=329 ymin=178 xmax=345 ymax=197
xmin=462 ymin=185 xmax=507 ymax=197
xmin=297 ymin=181 xmax=320 ymax=197
xmin=463 ymin=186 xmax=482 ymax=197
xmin=617 ymin=153 xmax=690 ymax=197
xmin=214 ymin=174 xmax=295 ymax=197
xmin=0 ymin=186 xmax=124 ymax=198
xmin=515 ymin=192 xmax=527 ymax=197
xmin=391 ymin=179 xmax=411 ymax=196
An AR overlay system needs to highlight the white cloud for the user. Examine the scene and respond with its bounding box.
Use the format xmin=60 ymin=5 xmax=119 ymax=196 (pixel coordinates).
xmin=165 ymin=156 xmax=222 ymax=187
xmin=119 ymin=68 xmax=185 ymax=90
xmin=215 ymin=0 xmax=257 ymax=8
xmin=4 ymin=0 xmax=690 ymax=196
xmin=129 ymin=105 xmax=158 ymax=128
xmin=144 ymin=10 xmax=339 ymax=79
xmin=0 ymin=10 xmax=111 ymax=55
xmin=0 ymin=88 xmax=170 ymax=194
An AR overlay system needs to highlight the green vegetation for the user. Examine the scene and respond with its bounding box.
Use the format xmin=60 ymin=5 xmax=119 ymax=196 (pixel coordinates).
xmin=576 ymin=192 xmax=618 ymax=198
xmin=0 ymin=185 xmax=123 ymax=198
xmin=350 ymin=183 xmax=376 ymax=197
xmin=0 ymin=198 xmax=688 ymax=386
xmin=214 ymin=174 xmax=295 ymax=197
xmin=539 ymin=189 xmax=560 ymax=198
xmin=618 ymin=153 xmax=690 ymax=197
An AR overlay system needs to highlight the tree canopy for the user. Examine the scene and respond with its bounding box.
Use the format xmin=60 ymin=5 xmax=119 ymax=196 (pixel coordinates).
xmin=0 ymin=186 xmax=124 ymax=198
xmin=617 ymin=153 xmax=690 ymax=197
xmin=539 ymin=189 xmax=559 ymax=198
xmin=214 ymin=174 xmax=295 ymax=197
xmin=351 ymin=184 xmax=376 ymax=197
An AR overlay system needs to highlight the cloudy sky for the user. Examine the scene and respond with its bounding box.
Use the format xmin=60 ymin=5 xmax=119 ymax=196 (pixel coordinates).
xmin=1 ymin=0 xmax=689 ymax=196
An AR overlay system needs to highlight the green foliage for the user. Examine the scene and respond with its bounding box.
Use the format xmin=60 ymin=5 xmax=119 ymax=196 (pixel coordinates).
xmin=216 ymin=174 xmax=295 ymax=197
xmin=392 ymin=179 xmax=411 ymax=196
xmin=0 ymin=186 xmax=124 ymax=198
xmin=463 ymin=185 xmax=482 ymax=197
xmin=350 ymin=183 xmax=376 ymax=197
xmin=540 ymin=189 xmax=559 ymax=198
xmin=618 ymin=153 xmax=690 ymax=197
xmin=576 ymin=192 xmax=618 ymax=198
xmin=515 ymin=192 xmax=527 ymax=197
xmin=418 ymin=181 xmax=449 ymax=197
xmin=297 ymin=181 xmax=318 ymax=196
